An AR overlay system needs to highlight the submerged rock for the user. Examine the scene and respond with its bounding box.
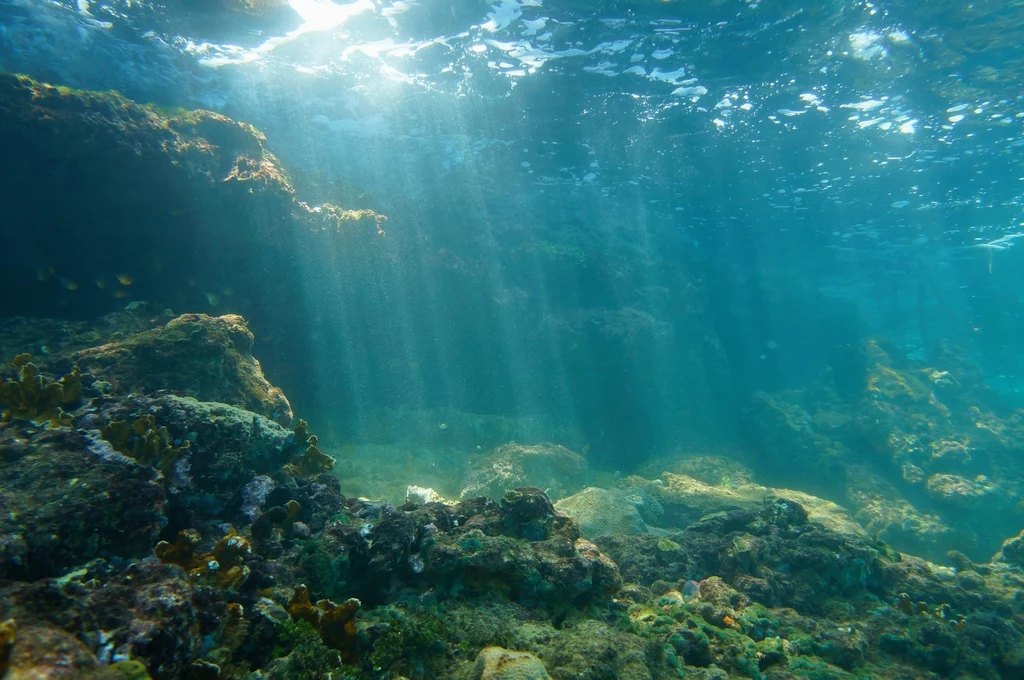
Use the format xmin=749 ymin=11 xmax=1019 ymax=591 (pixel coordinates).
xmin=472 ymin=647 xmax=551 ymax=680
xmin=555 ymin=487 xmax=650 ymax=538
xmin=745 ymin=338 xmax=1024 ymax=562
xmin=73 ymin=313 xmax=293 ymax=426
xmin=460 ymin=442 xmax=588 ymax=502
xmin=2 ymin=623 xmax=102 ymax=679
xmin=0 ymin=426 xmax=165 ymax=581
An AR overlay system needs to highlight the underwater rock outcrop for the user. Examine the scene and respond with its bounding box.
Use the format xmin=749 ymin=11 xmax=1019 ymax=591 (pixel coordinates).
xmin=471 ymin=647 xmax=551 ymax=680
xmin=3 ymin=312 xmax=1024 ymax=680
xmin=73 ymin=312 xmax=293 ymax=425
xmin=0 ymin=74 xmax=382 ymax=413
xmin=555 ymin=486 xmax=652 ymax=538
xmin=0 ymin=425 xmax=165 ymax=581
xmin=460 ymin=442 xmax=588 ymax=502
xmin=746 ymin=338 xmax=1024 ymax=563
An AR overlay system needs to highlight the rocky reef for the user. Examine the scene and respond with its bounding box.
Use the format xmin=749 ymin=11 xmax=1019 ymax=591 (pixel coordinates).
xmin=3 ymin=75 xmax=1024 ymax=680
xmin=0 ymin=74 xmax=385 ymax=417
xmin=746 ymin=338 xmax=1024 ymax=563
xmin=2 ymin=311 xmax=1024 ymax=680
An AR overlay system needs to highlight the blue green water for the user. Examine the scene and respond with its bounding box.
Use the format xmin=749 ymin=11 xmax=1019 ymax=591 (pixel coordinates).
xmin=3 ymin=0 xmax=1024 ymax=470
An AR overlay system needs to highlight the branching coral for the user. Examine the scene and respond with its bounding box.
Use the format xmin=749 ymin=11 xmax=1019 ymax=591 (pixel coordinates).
xmin=287 ymin=584 xmax=361 ymax=663
xmin=288 ymin=420 xmax=335 ymax=476
xmin=155 ymin=529 xmax=252 ymax=590
xmin=0 ymin=354 xmax=81 ymax=425
xmin=102 ymin=414 xmax=190 ymax=474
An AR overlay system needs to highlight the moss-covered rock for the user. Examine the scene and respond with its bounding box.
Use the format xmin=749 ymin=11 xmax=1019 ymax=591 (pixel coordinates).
xmin=0 ymin=425 xmax=165 ymax=580
xmin=73 ymin=313 xmax=292 ymax=425
xmin=555 ymin=487 xmax=650 ymax=538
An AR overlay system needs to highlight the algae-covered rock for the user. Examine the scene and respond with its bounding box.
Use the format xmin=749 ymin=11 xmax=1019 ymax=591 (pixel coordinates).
xmin=85 ymin=393 xmax=306 ymax=521
xmin=472 ymin=647 xmax=551 ymax=680
xmin=744 ymin=338 xmax=1024 ymax=562
xmin=638 ymin=452 xmax=756 ymax=488
xmin=555 ymin=487 xmax=649 ymax=538
xmin=461 ymin=442 xmax=587 ymax=502
xmin=306 ymin=488 xmax=621 ymax=608
xmin=73 ymin=313 xmax=293 ymax=425
xmin=649 ymin=473 xmax=865 ymax=537
xmin=0 ymin=426 xmax=165 ymax=580
xmin=2 ymin=623 xmax=102 ymax=679
xmin=0 ymin=560 xmax=203 ymax=678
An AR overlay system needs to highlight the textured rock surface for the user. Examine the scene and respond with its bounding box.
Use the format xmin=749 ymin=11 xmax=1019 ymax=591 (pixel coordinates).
xmin=745 ymin=338 xmax=1024 ymax=562
xmin=461 ymin=442 xmax=588 ymax=501
xmin=472 ymin=647 xmax=551 ymax=680
xmin=0 ymin=426 xmax=165 ymax=580
xmin=73 ymin=313 xmax=293 ymax=426
xmin=555 ymin=487 xmax=649 ymax=538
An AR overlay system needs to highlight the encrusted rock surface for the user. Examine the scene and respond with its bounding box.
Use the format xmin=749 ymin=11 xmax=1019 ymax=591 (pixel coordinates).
xmin=461 ymin=442 xmax=588 ymax=502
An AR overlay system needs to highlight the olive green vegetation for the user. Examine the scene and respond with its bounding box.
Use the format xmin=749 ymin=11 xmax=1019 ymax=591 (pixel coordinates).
xmin=0 ymin=354 xmax=81 ymax=425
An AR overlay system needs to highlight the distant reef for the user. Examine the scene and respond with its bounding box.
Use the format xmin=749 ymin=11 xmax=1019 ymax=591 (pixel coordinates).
xmin=747 ymin=337 xmax=1024 ymax=564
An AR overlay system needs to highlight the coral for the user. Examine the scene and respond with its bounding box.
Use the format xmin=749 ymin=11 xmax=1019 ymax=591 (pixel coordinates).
xmin=0 ymin=354 xmax=81 ymax=425
xmin=154 ymin=528 xmax=203 ymax=568
xmin=154 ymin=528 xmax=252 ymax=590
xmin=287 ymin=585 xmax=361 ymax=663
xmin=289 ymin=421 xmax=336 ymax=476
xmin=472 ymin=646 xmax=551 ymax=680
xmin=102 ymin=414 xmax=190 ymax=473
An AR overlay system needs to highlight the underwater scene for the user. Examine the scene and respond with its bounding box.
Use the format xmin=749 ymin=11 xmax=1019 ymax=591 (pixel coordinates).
xmin=3 ymin=0 xmax=1024 ymax=678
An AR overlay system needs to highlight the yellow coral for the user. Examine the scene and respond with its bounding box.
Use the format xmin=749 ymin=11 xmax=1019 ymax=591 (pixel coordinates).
xmin=287 ymin=585 xmax=361 ymax=662
xmin=102 ymin=414 xmax=190 ymax=473
xmin=288 ymin=420 xmax=335 ymax=475
xmin=0 ymin=354 xmax=81 ymax=425
xmin=0 ymin=618 xmax=15 ymax=677
xmin=154 ymin=529 xmax=250 ymax=590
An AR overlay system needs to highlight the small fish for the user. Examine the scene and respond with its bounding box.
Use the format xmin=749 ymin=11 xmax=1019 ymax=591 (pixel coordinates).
xmin=169 ymin=208 xmax=185 ymax=216
xmin=116 ymin=274 xmax=134 ymax=286
xmin=56 ymin=277 xmax=78 ymax=291
xmin=95 ymin=279 xmax=107 ymax=289
xmin=205 ymin=292 xmax=220 ymax=306
xmin=438 ymin=423 xmax=447 ymax=430
xmin=682 ymin=579 xmax=701 ymax=600
xmin=114 ymin=290 xmax=129 ymax=299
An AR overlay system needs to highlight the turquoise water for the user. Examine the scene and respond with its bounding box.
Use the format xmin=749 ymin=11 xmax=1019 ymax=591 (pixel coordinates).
xmin=6 ymin=3 xmax=1024 ymax=679
xmin=3 ymin=0 xmax=1024 ymax=524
